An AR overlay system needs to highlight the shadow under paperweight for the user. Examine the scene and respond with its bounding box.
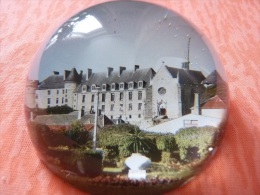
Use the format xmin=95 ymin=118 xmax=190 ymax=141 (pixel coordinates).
xmin=25 ymin=1 xmax=229 ymax=194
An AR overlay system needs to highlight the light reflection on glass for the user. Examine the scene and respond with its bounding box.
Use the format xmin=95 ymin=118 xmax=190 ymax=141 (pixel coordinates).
xmin=73 ymin=15 xmax=102 ymax=34
xmin=46 ymin=15 xmax=102 ymax=49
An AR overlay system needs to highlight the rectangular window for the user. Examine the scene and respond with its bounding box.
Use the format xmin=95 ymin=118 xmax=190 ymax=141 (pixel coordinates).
xmin=65 ymin=98 xmax=68 ymax=103
xmin=120 ymin=104 xmax=123 ymax=111
xmin=62 ymin=90 xmax=64 ymax=94
xmin=138 ymin=81 xmax=143 ymax=88
xmin=120 ymin=83 xmax=124 ymax=89
xmin=129 ymin=92 xmax=132 ymax=100
xmin=138 ymin=114 xmax=141 ymax=118
xmin=111 ymin=93 xmax=115 ymax=101
xmin=82 ymin=95 xmax=85 ymax=103
xmin=91 ymin=94 xmax=95 ymax=102
xmin=56 ymin=98 xmax=59 ymax=104
xmin=47 ymin=98 xmax=51 ymax=104
xmin=111 ymin=83 xmax=115 ymax=90
xmin=120 ymin=92 xmax=123 ymax=101
xmin=138 ymin=103 xmax=142 ymax=110
xmin=48 ymin=90 xmax=51 ymax=95
xmin=91 ymin=85 xmax=95 ymax=90
xmin=111 ymin=104 xmax=114 ymax=111
xmin=57 ymin=90 xmax=59 ymax=95
xmin=128 ymin=83 xmax=133 ymax=89
xmin=129 ymin=115 xmax=132 ymax=119
xmin=90 ymin=106 xmax=94 ymax=114
xmin=138 ymin=91 xmax=142 ymax=100
xmin=102 ymin=94 xmax=105 ymax=102
xmin=101 ymin=105 xmax=105 ymax=111
xmin=102 ymin=84 xmax=106 ymax=90
xmin=111 ymin=116 xmax=113 ymax=119
xmin=62 ymin=97 xmax=64 ymax=104
xmin=82 ymin=106 xmax=85 ymax=110
xmin=65 ymin=89 xmax=67 ymax=93
xmin=129 ymin=103 xmax=132 ymax=110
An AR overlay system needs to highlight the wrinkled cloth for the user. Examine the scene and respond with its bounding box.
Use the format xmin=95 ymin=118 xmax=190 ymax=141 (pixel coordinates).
xmin=0 ymin=0 xmax=259 ymax=194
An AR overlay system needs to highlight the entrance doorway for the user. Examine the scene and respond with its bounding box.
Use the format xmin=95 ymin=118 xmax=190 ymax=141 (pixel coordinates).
xmin=159 ymin=108 xmax=166 ymax=115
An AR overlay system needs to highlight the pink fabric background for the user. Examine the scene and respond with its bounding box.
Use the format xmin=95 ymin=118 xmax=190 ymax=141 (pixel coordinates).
xmin=0 ymin=0 xmax=259 ymax=194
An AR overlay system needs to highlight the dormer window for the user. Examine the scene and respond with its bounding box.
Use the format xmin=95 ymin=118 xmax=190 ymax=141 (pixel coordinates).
xmin=119 ymin=83 xmax=124 ymax=90
xmin=111 ymin=83 xmax=115 ymax=90
xmin=102 ymin=84 xmax=107 ymax=91
xmin=128 ymin=82 xmax=133 ymax=90
xmin=91 ymin=85 xmax=96 ymax=91
xmin=82 ymin=85 xmax=87 ymax=92
xmin=138 ymin=81 xmax=143 ymax=88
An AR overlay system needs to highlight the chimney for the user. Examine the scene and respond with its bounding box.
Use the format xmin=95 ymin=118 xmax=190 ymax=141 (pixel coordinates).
xmin=134 ymin=65 xmax=139 ymax=72
xmin=107 ymin=67 xmax=113 ymax=77
xmin=53 ymin=71 xmax=59 ymax=75
xmin=118 ymin=66 xmax=126 ymax=76
xmin=64 ymin=70 xmax=70 ymax=80
xmin=86 ymin=68 xmax=92 ymax=81
xmin=79 ymin=70 xmax=83 ymax=81
xmin=77 ymin=110 xmax=81 ymax=119
xmin=193 ymin=93 xmax=201 ymax=115
xmin=182 ymin=62 xmax=190 ymax=70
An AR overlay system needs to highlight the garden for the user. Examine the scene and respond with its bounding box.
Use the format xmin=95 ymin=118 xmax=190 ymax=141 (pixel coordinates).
xmin=27 ymin=120 xmax=220 ymax=181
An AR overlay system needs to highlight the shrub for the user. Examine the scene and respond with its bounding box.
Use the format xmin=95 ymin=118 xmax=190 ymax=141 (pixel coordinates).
xmin=156 ymin=134 xmax=178 ymax=152
xmin=46 ymin=105 xmax=73 ymax=114
xmin=174 ymin=126 xmax=219 ymax=162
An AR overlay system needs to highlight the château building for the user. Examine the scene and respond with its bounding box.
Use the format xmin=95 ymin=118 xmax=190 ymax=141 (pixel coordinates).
xmin=32 ymin=64 xmax=206 ymax=125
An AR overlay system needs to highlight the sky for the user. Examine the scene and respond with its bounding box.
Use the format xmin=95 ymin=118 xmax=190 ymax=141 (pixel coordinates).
xmin=29 ymin=1 xmax=218 ymax=82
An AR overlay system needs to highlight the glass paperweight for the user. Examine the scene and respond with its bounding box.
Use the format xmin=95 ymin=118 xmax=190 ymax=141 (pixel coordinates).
xmin=25 ymin=1 xmax=229 ymax=194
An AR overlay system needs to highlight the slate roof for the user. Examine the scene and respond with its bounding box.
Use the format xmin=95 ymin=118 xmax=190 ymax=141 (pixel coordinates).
xmin=165 ymin=66 xmax=206 ymax=84
xmin=38 ymin=75 xmax=64 ymax=89
xmin=38 ymin=66 xmax=205 ymax=91
xmin=64 ymin=68 xmax=82 ymax=83
xmin=201 ymin=95 xmax=226 ymax=109
xmin=34 ymin=113 xmax=78 ymax=125
xmin=34 ymin=113 xmax=113 ymax=127
xmin=76 ymin=68 xmax=155 ymax=93
xmin=38 ymin=68 xmax=82 ymax=89
xmin=202 ymin=70 xmax=217 ymax=84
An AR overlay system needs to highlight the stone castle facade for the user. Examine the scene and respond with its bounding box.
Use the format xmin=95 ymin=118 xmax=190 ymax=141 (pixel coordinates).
xmin=27 ymin=64 xmax=206 ymax=124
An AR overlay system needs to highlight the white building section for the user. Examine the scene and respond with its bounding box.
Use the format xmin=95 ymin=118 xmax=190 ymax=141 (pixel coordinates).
xmin=144 ymin=114 xmax=224 ymax=134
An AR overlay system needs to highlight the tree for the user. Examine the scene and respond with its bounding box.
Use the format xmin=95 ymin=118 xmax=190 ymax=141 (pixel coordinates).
xmin=63 ymin=120 xmax=92 ymax=146
xmin=124 ymin=127 xmax=156 ymax=154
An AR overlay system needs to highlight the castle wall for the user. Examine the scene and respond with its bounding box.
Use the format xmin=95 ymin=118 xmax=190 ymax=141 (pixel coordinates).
xmin=35 ymin=88 xmax=65 ymax=109
xmin=76 ymin=88 xmax=147 ymax=123
xmin=64 ymin=82 xmax=77 ymax=108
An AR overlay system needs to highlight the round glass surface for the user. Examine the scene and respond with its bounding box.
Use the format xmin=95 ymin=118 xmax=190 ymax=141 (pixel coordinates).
xmin=25 ymin=1 xmax=229 ymax=194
